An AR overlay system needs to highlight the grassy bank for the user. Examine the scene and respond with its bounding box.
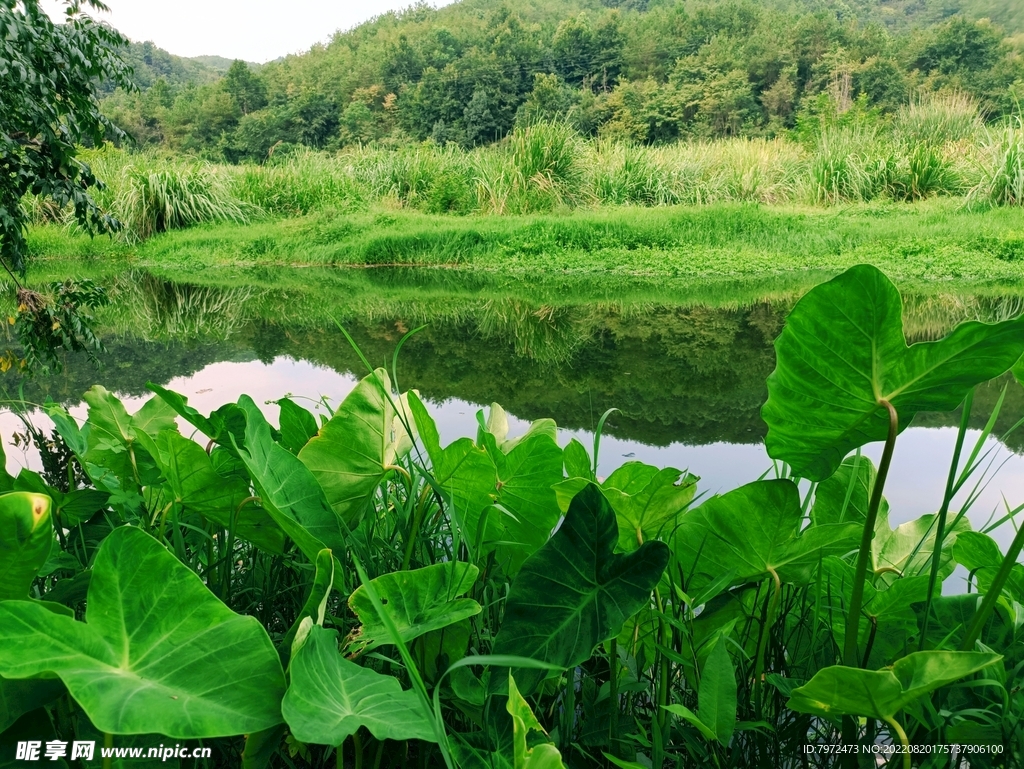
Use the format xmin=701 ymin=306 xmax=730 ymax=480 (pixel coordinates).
xmin=27 ymin=199 xmax=1024 ymax=284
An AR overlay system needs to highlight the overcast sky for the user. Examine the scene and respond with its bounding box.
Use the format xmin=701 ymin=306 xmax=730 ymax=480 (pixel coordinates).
xmin=42 ymin=0 xmax=455 ymax=63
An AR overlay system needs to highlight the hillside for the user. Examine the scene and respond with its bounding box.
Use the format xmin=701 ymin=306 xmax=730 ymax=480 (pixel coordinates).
xmin=99 ymin=0 xmax=1024 ymax=159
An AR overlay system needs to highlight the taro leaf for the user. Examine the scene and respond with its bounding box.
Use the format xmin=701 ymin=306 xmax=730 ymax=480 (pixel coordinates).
xmin=820 ymin=556 xmax=929 ymax=669
xmin=281 ymin=549 xmax=335 ymax=655
xmin=282 ymin=623 xmax=436 ymax=746
xmin=146 ymin=383 xmax=246 ymax=452
xmin=235 ymin=397 xmax=347 ymax=566
xmin=155 ymin=430 xmax=285 ymax=554
xmin=0 ymin=526 xmax=285 ymax=737
xmin=762 ymin=264 xmax=1024 ymax=482
xmin=555 ymin=462 xmax=697 ymax=553
xmin=673 ymin=480 xmax=860 ymax=594
xmin=491 ymin=484 xmax=670 ymax=694
xmin=954 ymin=531 xmax=1024 ymax=601
xmin=698 ymin=637 xmax=737 ymax=745
xmin=478 ymin=415 xmax=564 ymax=567
xmin=787 ymin=651 xmax=1002 ymax=720
xmin=810 ymin=455 xmax=883 ymax=528
xmin=562 ymin=439 xmax=593 ymax=481
xmin=298 ymin=369 xmax=402 ymax=527
xmin=346 ymin=562 xmax=480 ymax=655
xmin=277 ymin=398 xmax=319 ymax=454
xmin=81 ymin=387 xmax=175 ymax=507
xmin=601 ymin=463 xmax=697 ymax=552
xmin=508 ymin=673 xmax=567 ymax=769
xmin=811 ymin=457 xmax=968 ymax=582
xmin=0 ymin=492 xmax=52 ymax=600
xmin=408 ymin=392 xmax=496 ymax=550
xmin=874 ymin=513 xmax=969 ymax=583
xmin=482 ymin=403 xmax=558 ymax=454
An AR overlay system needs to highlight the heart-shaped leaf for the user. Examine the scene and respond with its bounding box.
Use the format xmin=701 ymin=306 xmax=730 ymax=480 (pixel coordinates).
xmin=345 ymin=562 xmax=481 ymax=655
xmin=763 ymin=264 xmax=1024 ymax=481
xmin=235 ymin=396 xmax=347 ymax=565
xmin=282 ymin=623 xmax=436 ymax=746
xmin=673 ymin=480 xmax=860 ymax=593
xmin=154 ymin=430 xmax=285 ymax=554
xmin=0 ymin=492 xmax=52 ymax=601
xmin=787 ymin=651 xmax=1001 ymax=720
xmin=491 ymin=483 xmax=669 ymax=693
xmin=298 ymin=369 xmax=403 ymax=527
xmin=954 ymin=531 xmax=1024 ymax=601
xmin=0 ymin=526 xmax=286 ymax=737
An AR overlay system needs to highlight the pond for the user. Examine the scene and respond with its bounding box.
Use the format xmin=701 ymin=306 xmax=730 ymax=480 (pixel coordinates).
xmin=7 ymin=266 xmax=1024 ymax=559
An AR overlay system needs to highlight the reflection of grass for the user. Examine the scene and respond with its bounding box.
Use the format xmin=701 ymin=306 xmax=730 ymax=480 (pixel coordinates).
xmin=27 ymin=199 xmax=1024 ymax=284
xmin=107 ymin=272 xmax=259 ymax=341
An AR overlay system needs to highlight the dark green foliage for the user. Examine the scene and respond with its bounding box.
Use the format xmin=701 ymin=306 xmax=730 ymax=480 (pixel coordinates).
xmin=96 ymin=0 xmax=1024 ymax=159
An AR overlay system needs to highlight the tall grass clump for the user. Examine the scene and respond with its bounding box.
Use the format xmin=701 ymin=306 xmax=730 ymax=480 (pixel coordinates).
xmin=807 ymin=125 xmax=880 ymax=204
xmin=231 ymin=149 xmax=367 ymax=216
xmin=969 ymin=115 xmax=1024 ymax=207
xmin=351 ymin=144 xmax=476 ymax=214
xmin=588 ymin=141 xmax=672 ymax=206
xmin=476 ymin=121 xmax=586 ymax=213
xmin=113 ymin=157 xmax=250 ymax=243
xmin=894 ymin=90 xmax=984 ymax=147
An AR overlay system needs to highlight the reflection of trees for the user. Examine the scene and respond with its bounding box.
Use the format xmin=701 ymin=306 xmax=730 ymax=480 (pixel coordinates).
xmin=6 ymin=269 xmax=1024 ymax=452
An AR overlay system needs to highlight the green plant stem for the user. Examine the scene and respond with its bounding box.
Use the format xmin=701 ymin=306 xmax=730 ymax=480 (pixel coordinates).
xmin=881 ymin=716 xmax=911 ymax=769
xmin=920 ymin=390 xmax=972 ymax=650
xmin=562 ymin=669 xmax=576 ymax=752
xmin=844 ymin=400 xmax=899 ymax=668
xmin=401 ymin=490 xmax=428 ymax=571
xmin=842 ymin=400 xmax=898 ymax=769
xmin=337 ymin=741 xmax=344 ymax=769
xmin=353 ymin=732 xmax=363 ymax=769
xmin=102 ymin=732 xmax=113 ymax=769
xmin=609 ymin=638 xmax=619 ymax=760
xmin=653 ymin=587 xmax=670 ymax=769
xmin=961 ymin=518 xmax=1024 ymax=650
xmin=753 ymin=567 xmax=781 ymax=714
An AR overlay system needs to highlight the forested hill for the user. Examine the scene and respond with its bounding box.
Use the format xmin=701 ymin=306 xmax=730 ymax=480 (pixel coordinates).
xmin=99 ymin=0 xmax=1024 ymax=160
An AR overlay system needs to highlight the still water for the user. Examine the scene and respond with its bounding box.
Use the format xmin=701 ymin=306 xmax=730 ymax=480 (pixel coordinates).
xmin=6 ymin=268 xmax=1024 ymax=565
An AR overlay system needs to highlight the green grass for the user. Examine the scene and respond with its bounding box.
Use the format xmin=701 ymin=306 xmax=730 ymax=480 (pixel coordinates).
xmin=27 ymin=199 xmax=1024 ymax=285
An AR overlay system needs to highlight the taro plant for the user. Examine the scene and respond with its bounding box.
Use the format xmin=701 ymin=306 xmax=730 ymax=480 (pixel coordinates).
xmin=0 ymin=262 xmax=1022 ymax=767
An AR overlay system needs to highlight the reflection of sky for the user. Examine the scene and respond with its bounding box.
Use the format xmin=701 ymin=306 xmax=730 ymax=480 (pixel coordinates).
xmin=7 ymin=357 xmax=1022 ymax=589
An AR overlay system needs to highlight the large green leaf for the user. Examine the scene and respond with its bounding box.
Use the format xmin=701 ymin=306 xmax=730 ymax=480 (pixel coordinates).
xmin=146 ymin=383 xmax=246 ymax=453
xmin=0 ymin=492 xmax=52 ymax=601
xmin=491 ymin=484 xmax=670 ymax=693
xmin=282 ymin=622 xmax=436 ymax=746
xmin=346 ymin=562 xmax=481 ymax=655
xmin=478 ymin=407 xmax=564 ymax=567
xmin=0 ymin=527 xmax=285 ymax=737
xmin=235 ymin=397 xmax=347 ymax=565
xmin=697 ymin=637 xmax=737 ymax=745
xmin=298 ymin=369 xmax=403 ymax=526
xmin=787 ymin=651 xmax=1002 ymax=720
xmin=154 ymin=430 xmax=285 ymax=554
xmin=673 ymin=480 xmax=860 ymax=593
xmin=408 ymin=392 xmax=496 ymax=551
xmin=762 ymin=264 xmax=1024 ymax=481
xmin=953 ymin=531 xmax=1024 ymax=602
xmin=555 ymin=462 xmax=697 ymax=553
xmin=507 ymin=674 xmax=567 ymax=769
xmin=811 ymin=456 xmax=968 ymax=582
xmin=820 ymin=556 xmax=929 ymax=669
xmin=81 ymin=387 xmax=176 ymax=509
xmin=276 ymin=398 xmax=319 ymax=454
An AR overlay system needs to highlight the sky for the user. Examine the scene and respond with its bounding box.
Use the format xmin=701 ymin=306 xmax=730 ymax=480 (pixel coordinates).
xmin=42 ymin=0 xmax=456 ymax=63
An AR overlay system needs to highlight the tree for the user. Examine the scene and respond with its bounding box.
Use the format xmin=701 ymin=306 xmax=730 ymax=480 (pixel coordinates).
xmin=223 ymin=59 xmax=267 ymax=115
xmin=0 ymin=0 xmax=133 ymax=372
